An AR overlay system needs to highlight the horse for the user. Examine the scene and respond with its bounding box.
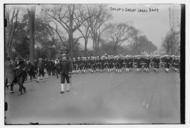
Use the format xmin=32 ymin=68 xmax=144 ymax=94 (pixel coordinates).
xmin=5 ymin=59 xmax=27 ymax=95
xmin=10 ymin=68 xmax=27 ymax=95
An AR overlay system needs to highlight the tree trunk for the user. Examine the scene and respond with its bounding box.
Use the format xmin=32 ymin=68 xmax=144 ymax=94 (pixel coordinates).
xmin=84 ymin=38 xmax=88 ymax=56
xmin=29 ymin=7 xmax=35 ymax=63
xmin=69 ymin=7 xmax=74 ymax=59
xmin=113 ymin=43 xmax=118 ymax=55
xmin=6 ymin=47 xmax=10 ymax=58
xmin=93 ymin=36 xmax=99 ymax=55
xmin=68 ymin=32 xmax=73 ymax=58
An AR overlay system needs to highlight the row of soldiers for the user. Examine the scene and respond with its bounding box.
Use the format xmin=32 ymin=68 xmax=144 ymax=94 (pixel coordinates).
xmin=5 ymin=54 xmax=179 ymax=94
xmin=72 ymin=55 xmax=180 ymax=73
xmin=7 ymin=54 xmax=180 ymax=80
xmin=5 ymin=54 xmax=180 ymax=86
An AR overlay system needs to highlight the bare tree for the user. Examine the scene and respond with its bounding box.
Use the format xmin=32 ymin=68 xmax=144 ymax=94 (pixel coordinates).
xmin=51 ymin=22 xmax=67 ymax=48
xmin=87 ymin=5 xmax=111 ymax=55
xmin=129 ymin=35 xmax=157 ymax=55
xmin=102 ymin=23 xmax=138 ymax=55
xmin=77 ymin=21 xmax=91 ymax=56
xmin=162 ymin=29 xmax=180 ymax=55
xmin=76 ymin=6 xmax=94 ymax=56
xmin=44 ymin=4 xmax=91 ymax=57
xmin=5 ymin=7 xmax=19 ymax=58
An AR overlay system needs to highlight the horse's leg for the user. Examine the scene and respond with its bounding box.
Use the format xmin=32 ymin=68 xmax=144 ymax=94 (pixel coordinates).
xmin=22 ymin=77 xmax=26 ymax=93
xmin=5 ymin=78 xmax=8 ymax=88
xmin=29 ymin=73 xmax=31 ymax=80
xmin=17 ymin=76 xmax=23 ymax=95
xmin=25 ymin=74 xmax=28 ymax=81
xmin=22 ymin=75 xmax=27 ymax=94
xmin=23 ymin=85 xmax=26 ymax=93
xmin=19 ymin=83 xmax=23 ymax=95
xmin=10 ymin=81 xmax=14 ymax=93
xmin=10 ymin=76 xmax=18 ymax=93
xmin=19 ymin=84 xmax=26 ymax=95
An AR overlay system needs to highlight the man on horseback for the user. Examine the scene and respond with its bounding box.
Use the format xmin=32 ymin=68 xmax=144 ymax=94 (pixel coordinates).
xmin=14 ymin=59 xmax=27 ymax=94
xmin=5 ymin=57 xmax=15 ymax=92
xmin=5 ymin=57 xmax=27 ymax=94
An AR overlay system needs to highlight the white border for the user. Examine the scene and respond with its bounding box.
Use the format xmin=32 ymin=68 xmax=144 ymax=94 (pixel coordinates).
xmin=0 ymin=0 xmax=190 ymax=128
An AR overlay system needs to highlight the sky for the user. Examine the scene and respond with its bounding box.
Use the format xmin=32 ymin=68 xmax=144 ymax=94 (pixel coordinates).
xmin=5 ymin=4 xmax=181 ymax=50
xmin=80 ymin=4 xmax=181 ymax=50
xmin=106 ymin=4 xmax=180 ymax=49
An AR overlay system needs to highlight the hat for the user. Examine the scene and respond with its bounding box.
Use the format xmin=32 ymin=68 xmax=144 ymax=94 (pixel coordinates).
xmin=62 ymin=53 xmax=66 ymax=57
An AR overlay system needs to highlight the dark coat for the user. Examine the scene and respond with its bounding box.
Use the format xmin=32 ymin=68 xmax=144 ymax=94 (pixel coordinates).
xmin=5 ymin=60 xmax=15 ymax=83
xmin=60 ymin=60 xmax=72 ymax=75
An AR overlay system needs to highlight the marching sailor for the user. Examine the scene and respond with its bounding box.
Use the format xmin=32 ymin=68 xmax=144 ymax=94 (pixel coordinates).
xmin=60 ymin=53 xmax=72 ymax=94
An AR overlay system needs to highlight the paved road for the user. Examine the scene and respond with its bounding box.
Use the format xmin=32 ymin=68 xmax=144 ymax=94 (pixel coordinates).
xmin=5 ymin=72 xmax=180 ymax=124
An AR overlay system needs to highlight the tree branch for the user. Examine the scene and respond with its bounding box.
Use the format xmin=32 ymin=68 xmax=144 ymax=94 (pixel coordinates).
xmin=46 ymin=12 xmax=69 ymax=33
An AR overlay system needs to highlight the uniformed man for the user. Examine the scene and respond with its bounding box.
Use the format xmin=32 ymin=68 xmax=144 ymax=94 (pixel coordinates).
xmin=55 ymin=58 xmax=60 ymax=78
xmin=160 ymin=55 xmax=170 ymax=72
xmin=5 ymin=57 xmax=16 ymax=92
xmin=27 ymin=60 xmax=36 ymax=80
xmin=60 ymin=53 xmax=72 ymax=94
xmin=37 ymin=58 xmax=45 ymax=81
xmin=151 ymin=55 xmax=160 ymax=72
xmin=173 ymin=56 xmax=180 ymax=72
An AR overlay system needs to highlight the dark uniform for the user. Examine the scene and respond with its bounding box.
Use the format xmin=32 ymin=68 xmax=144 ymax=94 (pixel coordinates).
xmin=60 ymin=60 xmax=72 ymax=84
xmin=173 ymin=56 xmax=180 ymax=72
xmin=5 ymin=59 xmax=15 ymax=91
xmin=60 ymin=56 xmax=72 ymax=93
xmin=55 ymin=59 xmax=60 ymax=78
xmin=27 ymin=61 xmax=36 ymax=80
xmin=37 ymin=59 xmax=45 ymax=80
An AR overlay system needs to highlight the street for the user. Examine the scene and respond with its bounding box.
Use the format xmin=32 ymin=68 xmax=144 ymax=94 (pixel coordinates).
xmin=5 ymin=72 xmax=180 ymax=124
